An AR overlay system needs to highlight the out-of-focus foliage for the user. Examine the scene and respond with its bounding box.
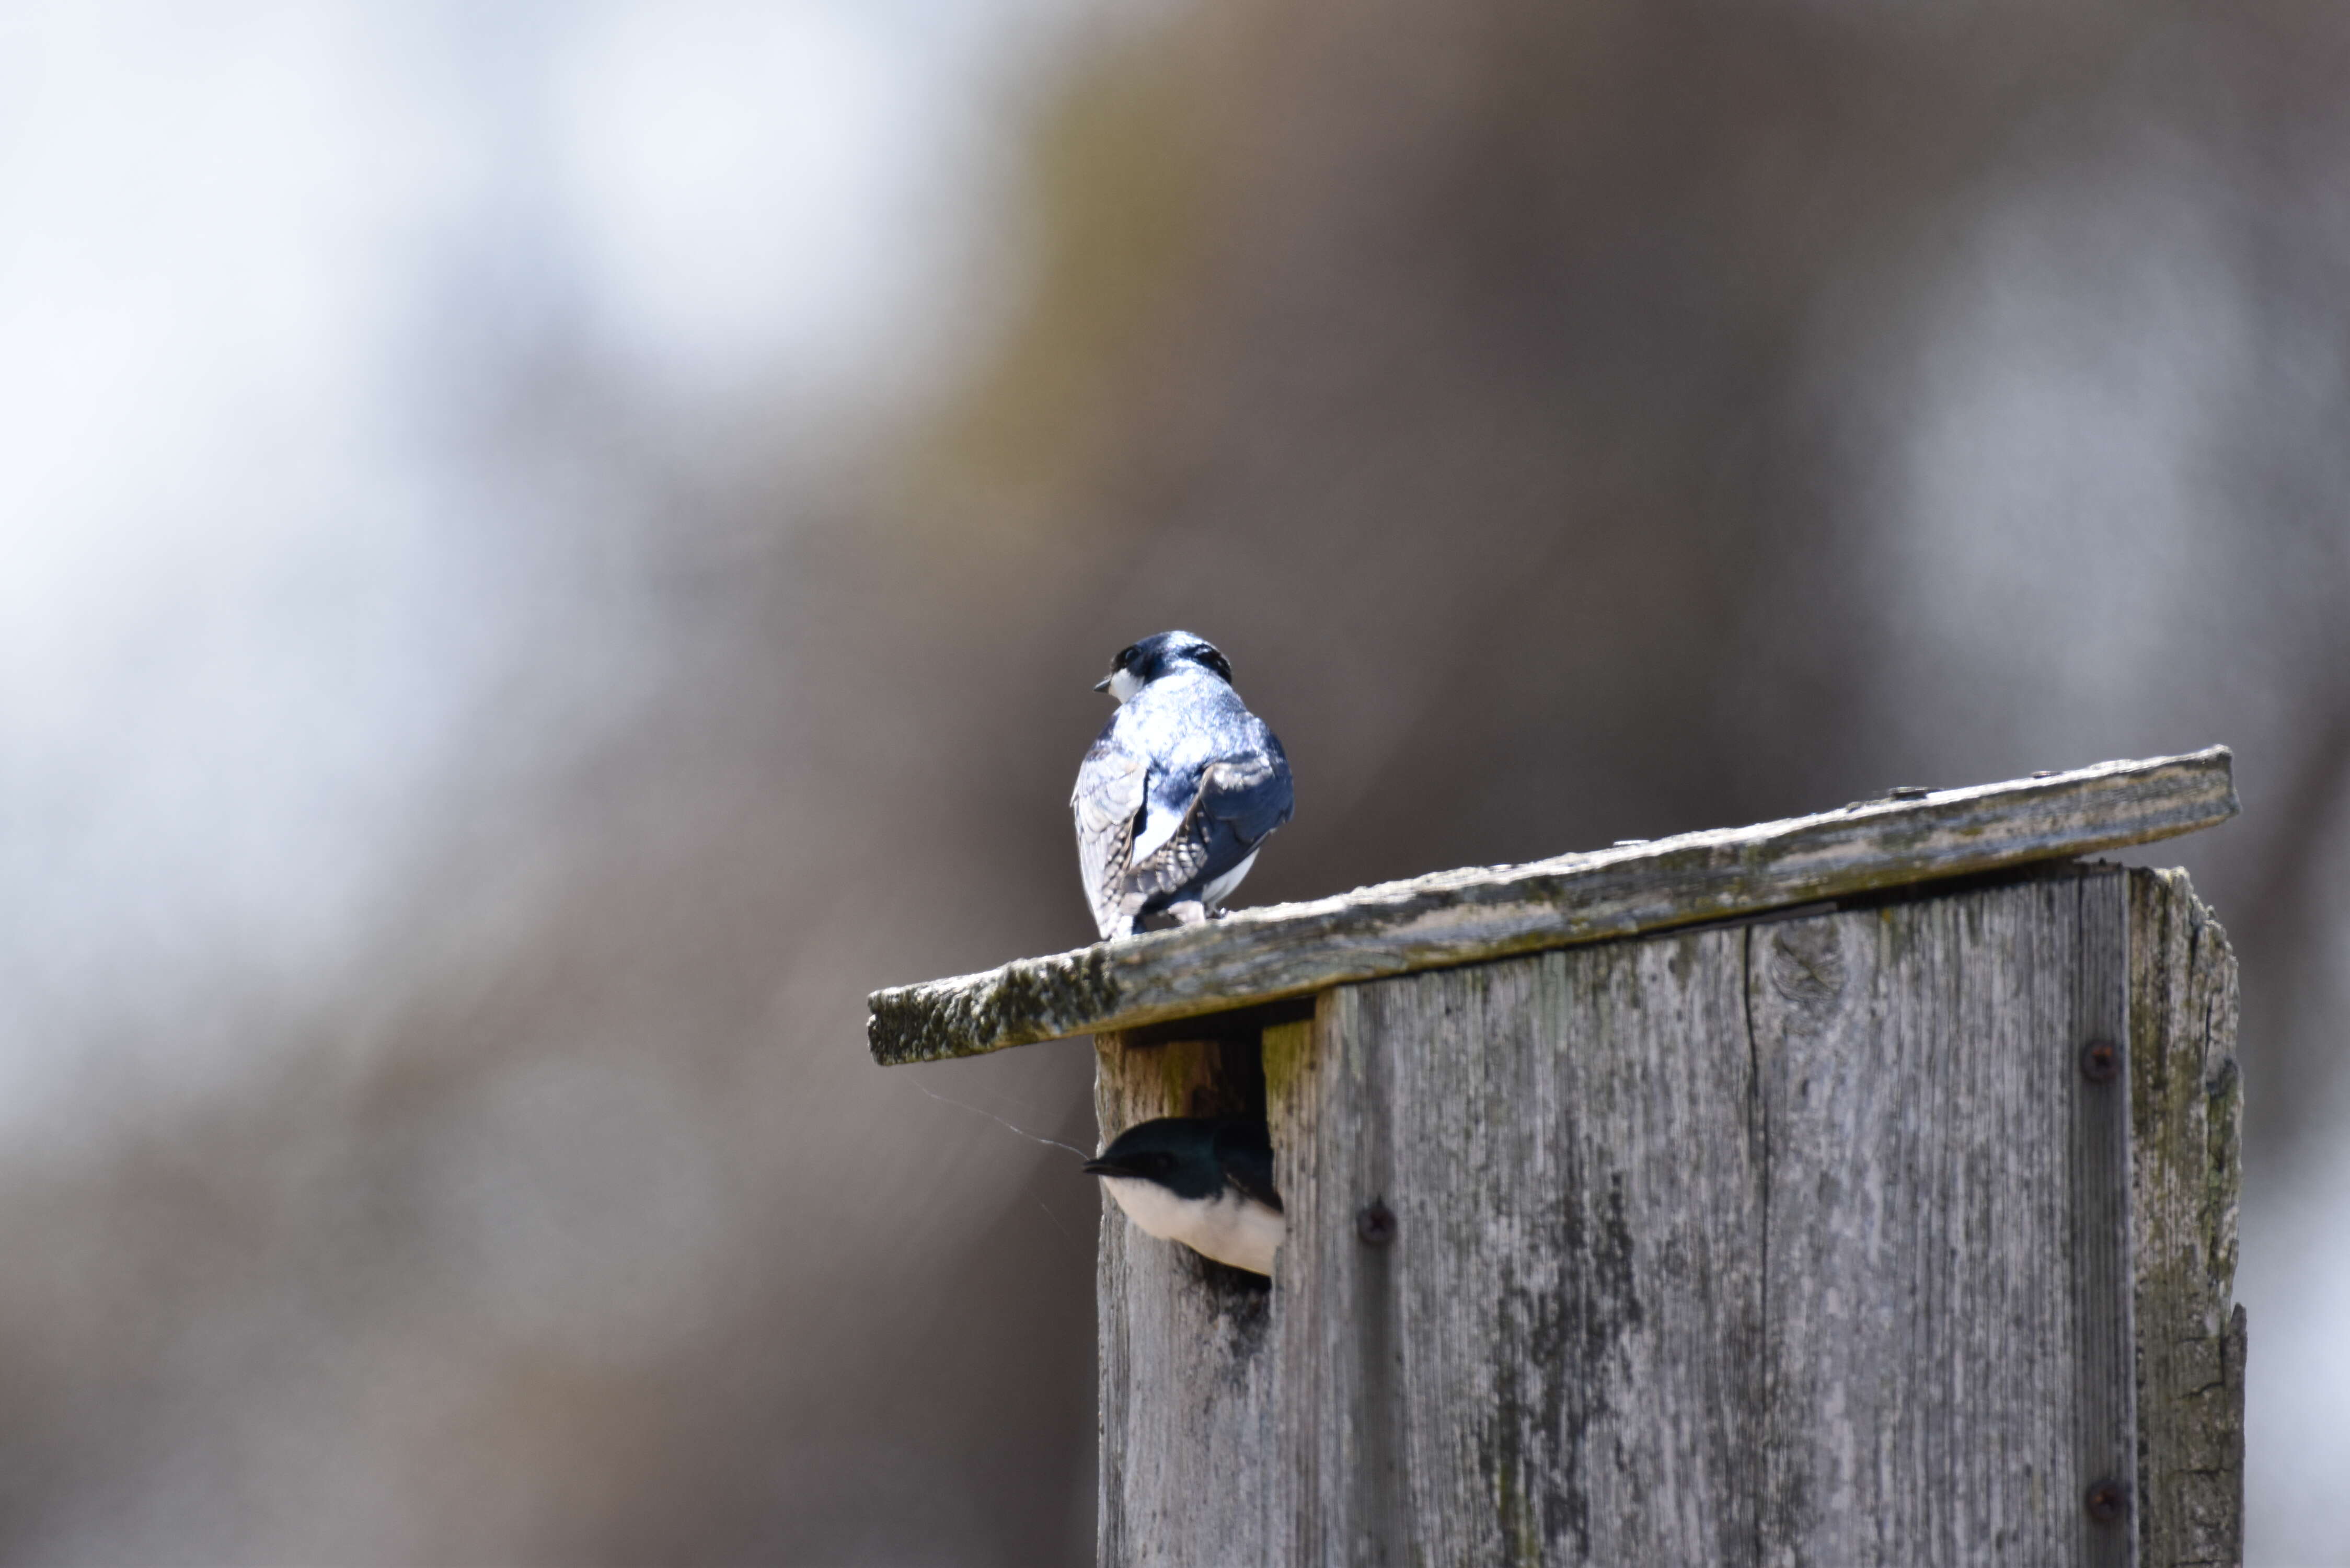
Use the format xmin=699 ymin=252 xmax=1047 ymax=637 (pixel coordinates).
xmin=4 ymin=0 xmax=2348 ymax=1563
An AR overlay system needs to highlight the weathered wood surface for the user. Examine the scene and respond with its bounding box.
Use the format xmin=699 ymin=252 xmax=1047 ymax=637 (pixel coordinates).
xmin=2128 ymin=870 xmax=2244 ymax=1567
xmin=1095 ymin=864 xmax=2242 ymax=1567
xmin=1094 ymin=1024 xmax=1293 ymax=1567
xmin=873 ymin=747 xmax=2235 ymax=1065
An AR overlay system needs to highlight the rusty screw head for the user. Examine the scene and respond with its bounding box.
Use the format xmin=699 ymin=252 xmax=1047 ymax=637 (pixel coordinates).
xmin=2080 ymin=1039 xmax=2120 ymax=1085
xmin=2084 ymin=1478 xmax=2129 ymax=1525
xmin=1356 ymin=1200 xmax=1397 ymax=1247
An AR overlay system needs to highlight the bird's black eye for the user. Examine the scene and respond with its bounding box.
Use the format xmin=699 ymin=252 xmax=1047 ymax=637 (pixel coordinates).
xmin=1114 ymin=645 xmax=1138 ymax=670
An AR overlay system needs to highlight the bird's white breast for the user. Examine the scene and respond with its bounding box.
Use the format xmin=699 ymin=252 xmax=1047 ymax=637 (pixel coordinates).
xmin=1098 ymin=1176 xmax=1285 ymax=1276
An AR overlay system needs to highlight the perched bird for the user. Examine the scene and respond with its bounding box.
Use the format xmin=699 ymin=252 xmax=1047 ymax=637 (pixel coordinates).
xmin=1072 ymin=630 xmax=1293 ymax=941
xmin=1085 ymin=1116 xmax=1285 ymax=1276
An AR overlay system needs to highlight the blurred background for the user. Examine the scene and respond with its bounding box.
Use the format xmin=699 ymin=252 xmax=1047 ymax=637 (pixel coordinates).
xmin=3 ymin=0 xmax=2345 ymax=1561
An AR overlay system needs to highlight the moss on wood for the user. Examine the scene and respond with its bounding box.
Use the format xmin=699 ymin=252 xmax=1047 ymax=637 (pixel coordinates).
xmin=870 ymin=748 xmax=2237 ymax=1064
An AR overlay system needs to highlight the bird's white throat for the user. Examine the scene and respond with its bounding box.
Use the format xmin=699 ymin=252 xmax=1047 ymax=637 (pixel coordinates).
xmin=1098 ymin=1175 xmax=1284 ymax=1276
xmin=1107 ymin=666 xmax=1145 ymax=704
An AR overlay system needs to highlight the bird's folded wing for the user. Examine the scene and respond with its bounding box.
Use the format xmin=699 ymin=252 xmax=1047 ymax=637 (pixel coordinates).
xmin=1214 ymin=1123 xmax=1283 ymax=1214
xmin=1124 ymin=754 xmax=1288 ymax=904
xmin=1073 ymin=734 xmax=1149 ymax=938
xmin=1195 ymin=748 xmax=1292 ymax=844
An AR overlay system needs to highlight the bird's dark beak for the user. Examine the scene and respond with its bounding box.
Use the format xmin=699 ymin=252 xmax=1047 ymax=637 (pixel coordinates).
xmin=1092 ymin=675 xmax=1113 ymax=693
xmin=1082 ymin=1158 xmax=1124 ymax=1177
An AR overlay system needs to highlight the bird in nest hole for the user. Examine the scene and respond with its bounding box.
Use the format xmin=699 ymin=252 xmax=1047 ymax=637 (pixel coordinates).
xmin=1086 ymin=1116 xmax=1284 ymax=1276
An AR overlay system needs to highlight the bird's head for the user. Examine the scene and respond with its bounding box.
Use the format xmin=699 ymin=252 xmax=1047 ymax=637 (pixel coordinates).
xmin=1082 ymin=1117 xmax=1227 ymax=1200
xmin=1092 ymin=630 xmax=1234 ymax=702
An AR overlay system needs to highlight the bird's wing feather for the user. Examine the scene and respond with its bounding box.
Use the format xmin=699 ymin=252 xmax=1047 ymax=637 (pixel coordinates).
xmin=1072 ymin=729 xmax=1149 ymax=939
xmin=1196 ymin=736 xmax=1293 ymax=845
xmin=1124 ymin=745 xmax=1292 ymax=903
xmin=1215 ymin=1121 xmax=1283 ymax=1213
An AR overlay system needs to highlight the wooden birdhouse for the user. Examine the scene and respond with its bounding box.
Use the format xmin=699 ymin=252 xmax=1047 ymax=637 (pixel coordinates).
xmin=870 ymin=748 xmax=2243 ymax=1568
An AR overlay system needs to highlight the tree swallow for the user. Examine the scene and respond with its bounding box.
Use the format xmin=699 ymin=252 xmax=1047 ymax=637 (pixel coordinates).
xmin=1072 ymin=630 xmax=1294 ymax=941
xmin=1084 ymin=1116 xmax=1285 ymax=1276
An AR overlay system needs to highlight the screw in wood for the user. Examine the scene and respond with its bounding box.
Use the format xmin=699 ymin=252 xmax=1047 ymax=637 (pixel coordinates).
xmin=1356 ymin=1200 xmax=1397 ymax=1247
xmin=1885 ymin=785 xmax=1931 ymax=800
xmin=2083 ymin=1478 xmax=2129 ymax=1525
xmin=2080 ymin=1039 xmax=2121 ymax=1085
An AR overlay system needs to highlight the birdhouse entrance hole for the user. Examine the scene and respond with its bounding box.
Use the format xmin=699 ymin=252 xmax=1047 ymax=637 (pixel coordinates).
xmin=1093 ymin=996 xmax=1308 ymax=1302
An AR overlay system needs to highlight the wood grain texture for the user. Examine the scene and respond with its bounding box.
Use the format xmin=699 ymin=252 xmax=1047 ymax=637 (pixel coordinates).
xmin=1094 ymin=1024 xmax=1291 ymax=1568
xmin=2127 ymin=870 xmax=2244 ymax=1568
xmin=874 ymin=748 xmax=2235 ymax=1065
xmin=1746 ymin=871 xmax=2133 ymax=1566
xmin=1313 ymin=931 xmax=1766 ymax=1566
xmin=1097 ymin=868 xmax=2167 ymax=1566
